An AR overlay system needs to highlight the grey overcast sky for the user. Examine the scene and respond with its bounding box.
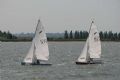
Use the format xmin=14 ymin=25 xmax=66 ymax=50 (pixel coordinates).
xmin=0 ymin=0 xmax=120 ymax=33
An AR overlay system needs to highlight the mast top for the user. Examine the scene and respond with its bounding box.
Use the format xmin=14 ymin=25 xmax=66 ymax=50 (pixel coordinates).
xmin=91 ymin=18 xmax=95 ymax=23
xmin=89 ymin=19 xmax=95 ymax=33
xmin=92 ymin=21 xmax=94 ymax=23
xmin=38 ymin=19 xmax=40 ymax=23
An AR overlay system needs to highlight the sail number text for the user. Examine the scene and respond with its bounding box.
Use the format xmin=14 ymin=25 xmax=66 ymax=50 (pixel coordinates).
xmin=40 ymin=39 xmax=47 ymax=44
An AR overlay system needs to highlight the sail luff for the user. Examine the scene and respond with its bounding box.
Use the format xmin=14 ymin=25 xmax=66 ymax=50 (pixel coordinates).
xmin=34 ymin=19 xmax=40 ymax=38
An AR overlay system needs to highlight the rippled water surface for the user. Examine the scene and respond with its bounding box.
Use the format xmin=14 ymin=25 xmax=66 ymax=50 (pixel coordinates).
xmin=0 ymin=42 xmax=120 ymax=80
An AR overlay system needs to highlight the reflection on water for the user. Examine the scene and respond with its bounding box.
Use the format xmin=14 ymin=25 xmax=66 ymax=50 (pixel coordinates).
xmin=0 ymin=42 xmax=120 ymax=80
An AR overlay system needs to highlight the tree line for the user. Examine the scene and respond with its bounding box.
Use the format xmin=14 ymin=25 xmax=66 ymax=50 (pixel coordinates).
xmin=1 ymin=29 xmax=120 ymax=41
xmin=64 ymin=30 xmax=120 ymax=41
xmin=0 ymin=30 xmax=17 ymax=41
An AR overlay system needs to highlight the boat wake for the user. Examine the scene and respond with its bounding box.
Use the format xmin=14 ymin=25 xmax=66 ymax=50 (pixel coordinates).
xmin=56 ymin=63 xmax=66 ymax=66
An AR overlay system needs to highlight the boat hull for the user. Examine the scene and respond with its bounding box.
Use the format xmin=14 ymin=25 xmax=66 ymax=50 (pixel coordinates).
xmin=21 ymin=62 xmax=52 ymax=66
xmin=76 ymin=60 xmax=103 ymax=65
xmin=76 ymin=62 xmax=88 ymax=65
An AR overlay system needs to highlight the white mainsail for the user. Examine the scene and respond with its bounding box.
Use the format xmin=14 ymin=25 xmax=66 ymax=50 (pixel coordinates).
xmin=88 ymin=22 xmax=101 ymax=58
xmin=23 ymin=19 xmax=49 ymax=63
xmin=77 ymin=21 xmax=101 ymax=63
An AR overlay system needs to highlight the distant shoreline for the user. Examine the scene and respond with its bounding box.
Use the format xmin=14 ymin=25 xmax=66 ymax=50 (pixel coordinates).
xmin=1 ymin=30 xmax=120 ymax=42
xmin=1 ymin=39 xmax=120 ymax=42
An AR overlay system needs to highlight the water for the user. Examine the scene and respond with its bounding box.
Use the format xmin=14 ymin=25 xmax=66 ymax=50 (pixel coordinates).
xmin=0 ymin=42 xmax=120 ymax=80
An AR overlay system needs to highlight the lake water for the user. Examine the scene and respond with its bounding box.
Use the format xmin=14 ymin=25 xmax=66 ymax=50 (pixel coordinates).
xmin=0 ymin=42 xmax=120 ymax=80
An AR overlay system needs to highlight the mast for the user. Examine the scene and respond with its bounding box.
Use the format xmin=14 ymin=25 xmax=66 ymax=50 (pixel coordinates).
xmin=86 ymin=20 xmax=94 ymax=60
xmin=32 ymin=43 xmax=37 ymax=63
xmin=34 ymin=19 xmax=40 ymax=38
xmin=88 ymin=21 xmax=94 ymax=34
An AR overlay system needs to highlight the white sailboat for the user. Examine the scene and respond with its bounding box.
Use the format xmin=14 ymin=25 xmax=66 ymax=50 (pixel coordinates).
xmin=21 ymin=19 xmax=51 ymax=65
xmin=76 ymin=21 xmax=102 ymax=64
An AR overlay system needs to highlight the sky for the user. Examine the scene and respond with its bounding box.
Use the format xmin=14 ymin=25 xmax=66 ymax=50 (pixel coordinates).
xmin=0 ymin=0 xmax=120 ymax=33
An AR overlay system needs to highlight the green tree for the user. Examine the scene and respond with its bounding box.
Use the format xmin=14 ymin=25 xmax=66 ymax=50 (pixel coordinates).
xmin=99 ymin=31 xmax=104 ymax=40
xmin=3 ymin=32 xmax=7 ymax=38
xmin=74 ymin=31 xmax=77 ymax=39
xmin=0 ymin=30 xmax=2 ymax=37
xmin=103 ymin=31 xmax=108 ymax=40
xmin=77 ymin=31 xmax=80 ymax=39
xmin=82 ymin=31 xmax=87 ymax=39
xmin=108 ymin=31 xmax=113 ymax=40
xmin=74 ymin=31 xmax=79 ymax=39
xmin=69 ymin=30 xmax=73 ymax=39
xmin=79 ymin=31 xmax=83 ymax=39
xmin=84 ymin=31 xmax=88 ymax=39
xmin=64 ymin=30 xmax=68 ymax=39
xmin=118 ymin=33 xmax=120 ymax=40
xmin=7 ymin=31 xmax=13 ymax=39
xmin=113 ymin=33 xmax=118 ymax=41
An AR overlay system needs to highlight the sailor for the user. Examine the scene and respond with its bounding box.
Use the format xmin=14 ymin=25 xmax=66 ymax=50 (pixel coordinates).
xmin=36 ymin=60 xmax=40 ymax=64
xmin=89 ymin=58 xmax=93 ymax=63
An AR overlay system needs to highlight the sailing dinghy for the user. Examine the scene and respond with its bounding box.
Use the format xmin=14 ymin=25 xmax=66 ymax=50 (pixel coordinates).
xmin=21 ymin=19 xmax=51 ymax=65
xmin=76 ymin=21 xmax=102 ymax=64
